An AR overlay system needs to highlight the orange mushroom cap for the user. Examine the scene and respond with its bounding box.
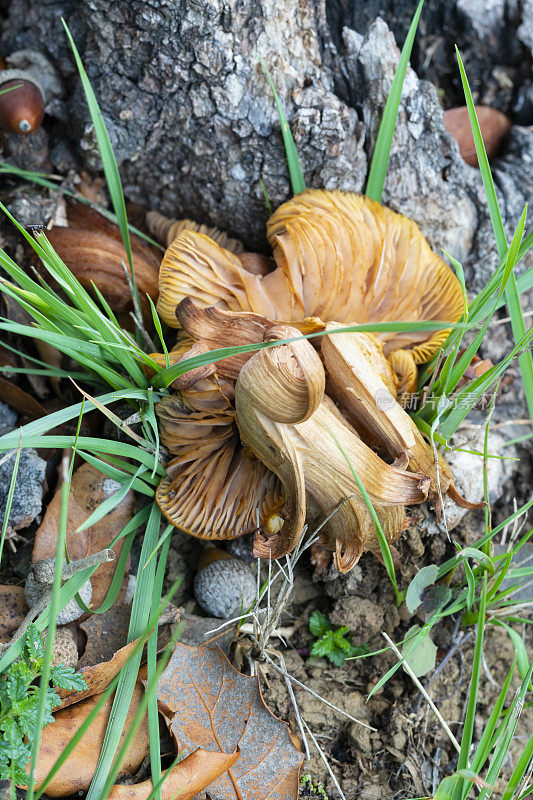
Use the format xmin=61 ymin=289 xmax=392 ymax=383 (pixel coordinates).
xmin=153 ymin=189 xmax=468 ymax=568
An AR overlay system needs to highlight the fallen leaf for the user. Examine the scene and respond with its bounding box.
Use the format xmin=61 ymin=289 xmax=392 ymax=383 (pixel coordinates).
xmin=0 ymin=376 xmax=48 ymax=418
xmin=179 ymin=613 xmax=235 ymax=655
xmin=0 ymin=585 xmax=27 ymax=640
xmin=56 ymin=604 xmax=182 ymax=709
xmin=24 ymin=682 xmax=149 ymax=797
xmin=405 ymin=565 xmax=439 ymax=613
xmin=32 ymin=462 xmax=133 ymax=608
xmin=107 ymin=749 xmax=239 ymax=800
xmin=47 ymin=203 xmax=161 ymax=315
xmin=157 ymin=643 xmax=303 ymax=800
xmin=56 ymin=637 xmax=140 ymax=710
xmin=402 ymin=625 xmax=437 ymax=678
xmin=0 ymin=345 xmax=17 ymax=370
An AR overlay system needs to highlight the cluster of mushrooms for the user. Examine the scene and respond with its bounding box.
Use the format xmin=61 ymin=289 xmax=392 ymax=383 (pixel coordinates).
xmin=148 ymin=189 xmax=471 ymax=572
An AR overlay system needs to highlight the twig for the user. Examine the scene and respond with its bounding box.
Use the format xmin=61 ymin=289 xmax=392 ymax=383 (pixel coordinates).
xmin=274 ymin=651 xmax=310 ymax=762
xmin=491 ymin=309 xmax=533 ymax=326
xmin=302 ymin=719 xmax=347 ymax=800
xmin=0 ymin=548 xmax=115 ymax=654
xmin=382 ymin=632 xmax=461 ymax=754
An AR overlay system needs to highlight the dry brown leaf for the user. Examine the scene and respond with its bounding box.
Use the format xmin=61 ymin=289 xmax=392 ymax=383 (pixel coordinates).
xmin=47 ymin=203 xmax=160 ymax=316
xmin=24 ymin=682 xmax=149 ymax=797
xmin=80 ymin=603 xmax=181 ymax=668
xmin=107 ymin=749 xmax=239 ymax=800
xmin=0 ymin=585 xmax=27 ymax=640
xmin=0 ymin=376 xmax=48 ymax=418
xmin=0 ymin=345 xmax=17 ymax=370
xmin=55 ymin=604 xmax=182 ymax=709
xmin=156 ymin=643 xmax=303 ymax=800
xmin=32 ymin=462 xmax=133 ymax=608
xmin=56 ymin=637 xmax=140 ymax=710
xmin=179 ymin=613 xmax=235 ymax=655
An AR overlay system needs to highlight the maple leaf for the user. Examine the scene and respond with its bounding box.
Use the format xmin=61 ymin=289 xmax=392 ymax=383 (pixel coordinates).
xmin=157 ymin=643 xmax=304 ymax=800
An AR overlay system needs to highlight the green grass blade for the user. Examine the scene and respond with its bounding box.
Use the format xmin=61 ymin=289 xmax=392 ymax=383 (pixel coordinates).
xmin=444 ymin=207 xmax=526 ymax=395
xmin=259 ymin=58 xmax=306 ymax=195
xmin=365 ymin=0 xmax=424 ymax=201
xmin=0 ymin=162 xmax=164 ymax=250
xmin=456 ymin=49 xmax=506 ymax=253
xmin=75 ymin=465 xmax=146 ymax=533
xmin=25 ymin=453 xmax=73 ymax=800
xmin=321 ymin=423 xmax=400 ymax=604
xmin=33 ymin=577 xmax=182 ymax=799
xmin=76 ymin=451 xmax=157 ymax=495
xmin=85 ymin=502 xmax=162 ymax=800
xmin=147 ymin=296 xmax=170 ymax=368
xmin=462 ymin=657 xmax=517 ymax=799
xmin=0 ymin=436 xmax=165 ymax=473
xmin=0 ymin=388 xmax=160 ymax=450
xmin=151 ymin=318 xmax=470 ymax=389
xmin=456 ymin=49 xmax=533 ymax=426
xmin=147 ymin=534 xmax=172 ymax=800
xmin=0 ymin=435 xmax=22 ymax=568
xmin=99 ymin=616 xmax=184 ymax=799
xmin=72 ymin=527 xmax=134 ymax=615
xmin=62 ymin=20 xmax=141 ymax=320
xmin=478 ymin=663 xmax=533 ymax=800
xmin=437 ymin=324 xmax=533 ymax=440
xmin=501 ymin=730 xmax=533 ymax=800
xmin=454 ymin=572 xmax=488 ymax=800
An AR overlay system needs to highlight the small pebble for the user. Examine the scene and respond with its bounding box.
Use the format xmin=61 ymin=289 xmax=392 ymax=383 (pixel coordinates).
xmin=51 ymin=627 xmax=78 ymax=669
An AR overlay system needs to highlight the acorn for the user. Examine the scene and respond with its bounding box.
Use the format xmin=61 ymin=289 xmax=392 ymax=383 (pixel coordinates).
xmin=0 ymin=49 xmax=61 ymax=135
xmin=193 ymin=546 xmax=256 ymax=619
xmin=0 ymin=75 xmax=45 ymax=134
xmin=443 ymin=105 xmax=511 ymax=167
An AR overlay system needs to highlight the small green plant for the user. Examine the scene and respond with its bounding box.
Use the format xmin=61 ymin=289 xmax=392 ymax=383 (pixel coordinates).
xmin=309 ymin=611 xmax=368 ymax=667
xmin=300 ymin=772 xmax=329 ymax=798
xmin=0 ymin=624 xmax=86 ymax=784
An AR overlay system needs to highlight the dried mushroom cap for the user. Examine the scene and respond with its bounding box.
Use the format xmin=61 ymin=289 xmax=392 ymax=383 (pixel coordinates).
xmin=321 ymin=323 xmax=452 ymax=497
xmin=153 ymin=188 xmax=468 ymax=569
xmin=146 ymin=210 xmax=244 ymax=252
xmin=267 ymin=189 xmax=464 ymax=364
xmin=157 ymin=188 xmax=463 ymax=371
xmin=155 ymin=375 xmax=284 ymax=541
xmin=234 ymin=325 xmax=429 ymax=571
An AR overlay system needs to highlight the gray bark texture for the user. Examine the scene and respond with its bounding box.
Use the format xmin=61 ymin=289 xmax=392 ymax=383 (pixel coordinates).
xmin=1 ymin=0 xmax=532 ymax=297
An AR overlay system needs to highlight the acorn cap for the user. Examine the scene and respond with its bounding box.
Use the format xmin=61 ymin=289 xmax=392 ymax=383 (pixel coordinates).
xmin=193 ymin=558 xmax=256 ymax=619
xmin=0 ymin=72 xmax=45 ymax=134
